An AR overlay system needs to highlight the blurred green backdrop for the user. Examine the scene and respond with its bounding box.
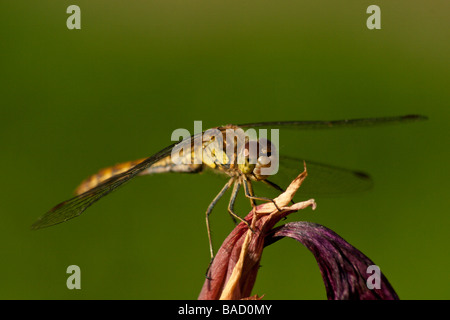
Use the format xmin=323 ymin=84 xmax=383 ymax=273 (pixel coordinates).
xmin=0 ymin=1 xmax=448 ymax=299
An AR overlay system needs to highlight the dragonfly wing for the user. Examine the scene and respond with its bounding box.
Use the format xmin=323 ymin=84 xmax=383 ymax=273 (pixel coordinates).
xmin=31 ymin=141 xmax=180 ymax=230
xmin=235 ymin=115 xmax=427 ymax=196
xmin=237 ymin=115 xmax=427 ymax=130
xmin=263 ymin=155 xmax=373 ymax=196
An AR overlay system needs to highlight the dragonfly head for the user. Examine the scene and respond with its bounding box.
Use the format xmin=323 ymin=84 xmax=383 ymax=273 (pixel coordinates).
xmin=238 ymin=138 xmax=278 ymax=180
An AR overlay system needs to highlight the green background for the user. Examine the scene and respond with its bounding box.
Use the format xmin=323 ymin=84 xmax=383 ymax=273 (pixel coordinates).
xmin=0 ymin=1 xmax=448 ymax=299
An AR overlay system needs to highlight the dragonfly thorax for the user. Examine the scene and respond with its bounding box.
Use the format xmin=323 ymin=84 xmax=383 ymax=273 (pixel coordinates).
xmin=201 ymin=131 xmax=278 ymax=181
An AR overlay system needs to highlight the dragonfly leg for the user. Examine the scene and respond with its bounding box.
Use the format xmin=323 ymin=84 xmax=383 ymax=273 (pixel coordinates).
xmin=227 ymin=179 xmax=240 ymax=225
xmin=205 ymin=178 xmax=234 ymax=260
xmin=242 ymin=176 xmax=281 ymax=212
xmin=227 ymin=180 xmax=253 ymax=231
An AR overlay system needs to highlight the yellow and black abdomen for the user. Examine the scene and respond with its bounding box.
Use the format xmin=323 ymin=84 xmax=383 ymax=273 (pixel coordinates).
xmin=75 ymin=158 xmax=147 ymax=195
xmin=74 ymin=156 xmax=203 ymax=195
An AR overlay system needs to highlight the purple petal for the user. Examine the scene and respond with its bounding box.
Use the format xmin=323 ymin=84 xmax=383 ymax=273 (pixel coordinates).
xmin=266 ymin=221 xmax=399 ymax=300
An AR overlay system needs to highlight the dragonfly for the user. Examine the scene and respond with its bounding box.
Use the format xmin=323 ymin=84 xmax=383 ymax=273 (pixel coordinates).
xmin=32 ymin=114 xmax=427 ymax=259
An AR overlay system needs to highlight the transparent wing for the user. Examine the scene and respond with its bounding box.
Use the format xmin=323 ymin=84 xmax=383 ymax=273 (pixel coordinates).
xmin=237 ymin=114 xmax=427 ymax=130
xmin=237 ymin=114 xmax=427 ymax=196
xmin=31 ymin=141 xmax=183 ymax=230
xmin=259 ymin=155 xmax=373 ymax=197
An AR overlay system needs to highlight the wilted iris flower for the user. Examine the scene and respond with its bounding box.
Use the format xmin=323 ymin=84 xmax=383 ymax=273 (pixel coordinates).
xmin=198 ymin=167 xmax=399 ymax=300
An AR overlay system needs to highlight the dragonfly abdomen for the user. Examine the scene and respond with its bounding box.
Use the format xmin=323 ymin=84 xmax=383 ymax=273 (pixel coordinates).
xmin=75 ymin=157 xmax=203 ymax=195
xmin=75 ymin=159 xmax=146 ymax=195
